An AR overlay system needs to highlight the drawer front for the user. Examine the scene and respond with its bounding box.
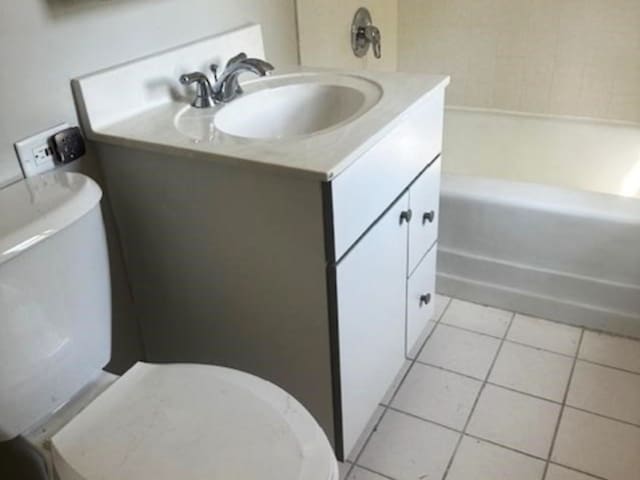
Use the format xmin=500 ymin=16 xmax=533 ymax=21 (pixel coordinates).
xmin=408 ymin=157 xmax=441 ymax=274
xmin=336 ymin=192 xmax=409 ymax=458
xmin=331 ymin=89 xmax=445 ymax=261
xmin=406 ymin=245 xmax=437 ymax=359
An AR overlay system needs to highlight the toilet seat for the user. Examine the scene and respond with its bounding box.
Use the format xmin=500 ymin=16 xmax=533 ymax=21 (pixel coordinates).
xmin=50 ymin=362 xmax=337 ymax=480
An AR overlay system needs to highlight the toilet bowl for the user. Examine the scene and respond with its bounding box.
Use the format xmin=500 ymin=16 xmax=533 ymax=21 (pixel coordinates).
xmin=0 ymin=171 xmax=337 ymax=479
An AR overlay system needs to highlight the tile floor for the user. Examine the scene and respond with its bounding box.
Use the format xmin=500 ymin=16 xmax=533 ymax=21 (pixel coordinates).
xmin=339 ymin=296 xmax=640 ymax=480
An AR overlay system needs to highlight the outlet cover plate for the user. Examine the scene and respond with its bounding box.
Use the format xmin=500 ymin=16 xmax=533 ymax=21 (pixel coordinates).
xmin=14 ymin=123 xmax=70 ymax=178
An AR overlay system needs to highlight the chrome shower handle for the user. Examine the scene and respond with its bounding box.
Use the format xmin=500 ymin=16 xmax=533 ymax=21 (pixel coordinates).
xmin=351 ymin=7 xmax=382 ymax=59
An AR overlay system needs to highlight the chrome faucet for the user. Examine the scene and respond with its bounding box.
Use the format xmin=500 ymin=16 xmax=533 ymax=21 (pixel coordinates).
xmin=210 ymin=53 xmax=274 ymax=103
xmin=179 ymin=53 xmax=273 ymax=108
xmin=179 ymin=72 xmax=216 ymax=108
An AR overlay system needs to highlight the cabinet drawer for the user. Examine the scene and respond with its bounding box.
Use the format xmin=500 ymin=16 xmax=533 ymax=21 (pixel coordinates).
xmin=336 ymin=192 xmax=409 ymax=458
xmin=408 ymin=157 xmax=441 ymax=274
xmin=406 ymin=244 xmax=437 ymax=359
xmin=330 ymin=89 xmax=445 ymax=261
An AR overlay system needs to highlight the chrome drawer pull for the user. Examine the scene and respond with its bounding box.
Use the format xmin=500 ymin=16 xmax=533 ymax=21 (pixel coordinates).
xmin=419 ymin=293 xmax=432 ymax=307
xmin=422 ymin=210 xmax=435 ymax=224
xmin=400 ymin=209 xmax=413 ymax=225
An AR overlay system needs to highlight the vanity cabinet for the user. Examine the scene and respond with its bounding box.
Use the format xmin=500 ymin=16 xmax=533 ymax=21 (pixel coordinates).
xmin=91 ymin=76 xmax=446 ymax=462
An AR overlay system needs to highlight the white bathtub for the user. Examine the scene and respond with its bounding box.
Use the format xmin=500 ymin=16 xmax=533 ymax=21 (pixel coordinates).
xmin=438 ymin=108 xmax=640 ymax=337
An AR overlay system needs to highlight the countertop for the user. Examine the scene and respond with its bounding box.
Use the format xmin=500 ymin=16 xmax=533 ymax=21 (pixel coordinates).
xmin=85 ymin=67 xmax=449 ymax=181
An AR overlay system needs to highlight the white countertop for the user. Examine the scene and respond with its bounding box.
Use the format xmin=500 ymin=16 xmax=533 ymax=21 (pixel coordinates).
xmin=86 ymin=67 xmax=449 ymax=181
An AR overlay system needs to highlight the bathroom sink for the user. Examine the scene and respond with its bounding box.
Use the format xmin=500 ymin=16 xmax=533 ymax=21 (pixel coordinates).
xmin=175 ymin=73 xmax=382 ymax=142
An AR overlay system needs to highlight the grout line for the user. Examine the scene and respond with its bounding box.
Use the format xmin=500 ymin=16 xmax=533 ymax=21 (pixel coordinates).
xmin=483 ymin=382 xmax=562 ymax=405
xmin=441 ymin=312 xmax=516 ymax=480
xmin=437 ymin=321 xmax=507 ymax=340
xmin=384 ymin=405 xmax=461 ymax=434
xmin=578 ymin=358 xmax=640 ymax=378
xmin=463 ymin=432 xmax=549 ymax=463
xmin=547 ymin=461 xmax=608 ymax=480
xmin=399 ymin=360 xmax=484 ymax=382
xmin=541 ymin=329 xmax=585 ymax=480
xmin=563 ymin=405 xmax=640 ymax=430
xmin=504 ymin=338 xmax=576 ymax=359
xmin=345 ymin=297 xmax=453 ymax=479
xmin=351 ymin=465 xmax=397 ymax=480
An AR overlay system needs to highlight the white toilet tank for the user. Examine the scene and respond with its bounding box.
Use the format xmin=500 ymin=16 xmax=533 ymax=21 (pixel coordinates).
xmin=0 ymin=171 xmax=111 ymax=441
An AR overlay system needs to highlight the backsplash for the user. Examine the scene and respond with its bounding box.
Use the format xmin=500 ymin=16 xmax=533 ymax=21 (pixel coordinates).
xmin=398 ymin=0 xmax=640 ymax=123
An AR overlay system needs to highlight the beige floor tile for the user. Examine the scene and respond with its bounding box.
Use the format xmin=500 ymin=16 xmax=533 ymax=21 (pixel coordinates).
xmin=406 ymin=320 xmax=436 ymax=360
xmin=358 ymin=409 xmax=459 ymax=480
xmin=434 ymin=294 xmax=451 ymax=321
xmin=467 ymin=384 xmax=561 ymax=457
xmin=579 ymin=331 xmax=640 ymax=373
xmin=392 ymin=363 xmax=482 ymax=430
xmin=490 ymin=342 xmax=574 ymax=401
xmin=446 ymin=436 xmax=545 ymax=480
xmin=347 ymin=466 xmax=387 ymax=480
xmin=418 ymin=324 xmax=501 ymax=379
xmin=381 ymin=360 xmax=411 ymax=405
xmin=546 ymin=464 xmax=600 ymax=480
xmin=552 ymin=408 xmax=640 ymax=480
xmin=346 ymin=406 xmax=385 ymax=462
xmin=507 ymin=314 xmax=581 ymax=356
xmin=567 ymin=361 xmax=640 ymax=425
xmin=440 ymin=299 xmax=512 ymax=337
xmin=338 ymin=461 xmax=352 ymax=480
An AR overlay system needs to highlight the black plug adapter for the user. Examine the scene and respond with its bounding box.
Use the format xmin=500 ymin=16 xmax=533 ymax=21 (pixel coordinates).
xmin=49 ymin=127 xmax=86 ymax=164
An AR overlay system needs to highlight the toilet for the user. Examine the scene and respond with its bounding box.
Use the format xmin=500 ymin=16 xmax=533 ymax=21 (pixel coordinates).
xmin=0 ymin=171 xmax=338 ymax=480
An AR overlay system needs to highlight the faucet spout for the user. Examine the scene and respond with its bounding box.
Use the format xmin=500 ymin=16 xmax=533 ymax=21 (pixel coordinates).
xmin=211 ymin=53 xmax=274 ymax=104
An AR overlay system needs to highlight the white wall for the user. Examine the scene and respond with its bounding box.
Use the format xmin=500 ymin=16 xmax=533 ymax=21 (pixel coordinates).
xmin=0 ymin=0 xmax=299 ymax=188
xmin=297 ymin=0 xmax=398 ymax=72
xmin=0 ymin=0 xmax=299 ymax=372
xmin=398 ymin=0 xmax=640 ymax=123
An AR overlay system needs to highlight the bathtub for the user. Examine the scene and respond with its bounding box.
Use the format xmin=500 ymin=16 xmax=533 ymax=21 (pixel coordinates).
xmin=438 ymin=108 xmax=640 ymax=338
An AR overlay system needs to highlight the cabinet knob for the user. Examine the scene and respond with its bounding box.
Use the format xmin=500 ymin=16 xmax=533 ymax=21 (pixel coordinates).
xmin=399 ymin=209 xmax=413 ymax=225
xmin=419 ymin=293 xmax=432 ymax=307
xmin=422 ymin=210 xmax=436 ymax=224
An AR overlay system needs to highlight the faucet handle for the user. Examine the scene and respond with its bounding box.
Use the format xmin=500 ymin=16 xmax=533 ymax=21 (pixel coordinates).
xmin=179 ymin=72 xmax=215 ymax=108
xmin=210 ymin=64 xmax=219 ymax=81
xmin=226 ymin=52 xmax=248 ymax=66
xmin=365 ymin=25 xmax=382 ymax=59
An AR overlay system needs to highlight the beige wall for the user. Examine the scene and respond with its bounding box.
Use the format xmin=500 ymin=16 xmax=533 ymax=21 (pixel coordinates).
xmin=397 ymin=0 xmax=640 ymax=123
xmin=297 ymin=0 xmax=398 ymax=72
xmin=0 ymin=0 xmax=298 ymax=372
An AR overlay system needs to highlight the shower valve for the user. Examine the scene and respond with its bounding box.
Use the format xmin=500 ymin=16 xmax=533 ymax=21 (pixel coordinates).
xmin=351 ymin=7 xmax=382 ymax=59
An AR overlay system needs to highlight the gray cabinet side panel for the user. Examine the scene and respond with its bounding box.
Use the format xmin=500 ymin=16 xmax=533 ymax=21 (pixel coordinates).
xmin=97 ymin=144 xmax=335 ymax=444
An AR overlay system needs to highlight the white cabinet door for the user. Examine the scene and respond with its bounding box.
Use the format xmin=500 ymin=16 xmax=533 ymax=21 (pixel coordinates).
xmin=408 ymin=157 xmax=441 ymax=274
xmin=336 ymin=192 xmax=409 ymax=457
xmin=406 ymin=245 xmax=437 ymax=359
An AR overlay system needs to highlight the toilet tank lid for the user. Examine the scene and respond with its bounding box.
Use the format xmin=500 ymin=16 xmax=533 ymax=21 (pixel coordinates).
xmin=0 ymin=171 xmax=102 ymax=266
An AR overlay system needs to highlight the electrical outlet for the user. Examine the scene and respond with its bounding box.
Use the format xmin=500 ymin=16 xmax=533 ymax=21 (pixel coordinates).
xmin=14 ymin=123 xmax=70 ymax=177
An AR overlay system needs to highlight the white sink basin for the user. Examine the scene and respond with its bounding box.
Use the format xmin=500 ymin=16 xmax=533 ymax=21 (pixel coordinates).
xmin=175 ymin=73 xmax=382 ymax=142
